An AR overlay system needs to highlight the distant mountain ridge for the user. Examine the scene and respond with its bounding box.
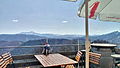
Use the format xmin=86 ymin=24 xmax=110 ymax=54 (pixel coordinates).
xmin=0 ymin=34 xmax=46 ymax=41
xmin=20 ymin=31 xmax=82 ymax=39
xmin=0 ymin=32 xmax=82 ymax=42
xmin=0 ymin=31 xmax=120 ymax=45
xmin=90 ymin=31 xmax=120 ymax=44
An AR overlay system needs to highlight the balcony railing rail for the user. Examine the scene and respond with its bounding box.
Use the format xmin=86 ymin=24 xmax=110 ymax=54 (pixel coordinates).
xmin=0 ymin=44 xmax=84 ymax=48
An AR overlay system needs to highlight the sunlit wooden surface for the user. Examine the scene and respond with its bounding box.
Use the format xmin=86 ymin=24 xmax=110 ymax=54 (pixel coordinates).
xmin=111 ymin=54 xmax=120 ymax=58
xmin=34 ymin=53 xmax=77 ymax=67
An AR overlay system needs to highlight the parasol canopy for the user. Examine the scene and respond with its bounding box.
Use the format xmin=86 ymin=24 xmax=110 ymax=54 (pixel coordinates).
xmin=78 ymin=0 xmax=120 ymax=22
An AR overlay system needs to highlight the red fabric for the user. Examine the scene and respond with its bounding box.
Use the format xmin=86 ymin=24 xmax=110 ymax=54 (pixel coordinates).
xmin=89 ymin=1 xmax=100 ymax=18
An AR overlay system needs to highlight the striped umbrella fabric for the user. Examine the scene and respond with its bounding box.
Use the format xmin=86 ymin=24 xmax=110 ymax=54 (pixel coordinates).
xmin=78 ymin=0 xmax=120 ymax=22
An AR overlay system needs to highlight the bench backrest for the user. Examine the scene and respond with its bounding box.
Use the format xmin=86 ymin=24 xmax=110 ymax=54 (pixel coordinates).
xmin=2 ymin=52 xmax=13 ymax=67
xmin=0 ymin=56 xmax=7 ymax=68
xmin=89 ymin=52 xmax=101 ymax=65
xmin=75 ymin=51 xmax=82 ymax=62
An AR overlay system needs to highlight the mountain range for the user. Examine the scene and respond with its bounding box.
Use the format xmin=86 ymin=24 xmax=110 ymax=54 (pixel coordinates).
xmin=90 ymin=31 xmax=120 ymax=44
xmin=20 ymin=31 xmax=82 ymax=39
xmin=0 ymin=31 xmax=120 ymax=45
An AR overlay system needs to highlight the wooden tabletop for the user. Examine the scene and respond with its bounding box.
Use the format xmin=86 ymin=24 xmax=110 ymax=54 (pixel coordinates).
xmin=34 ymin=53 xmax=77 ymax=67
xmin=111 ymin=54 xmax=120 ymax=58
xmin=91 ymin=43 xmax=116 ymax=47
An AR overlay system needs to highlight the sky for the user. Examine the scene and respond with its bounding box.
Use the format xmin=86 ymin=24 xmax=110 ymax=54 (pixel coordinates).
xmin=0 ymin=0 xmax=120 ymax=35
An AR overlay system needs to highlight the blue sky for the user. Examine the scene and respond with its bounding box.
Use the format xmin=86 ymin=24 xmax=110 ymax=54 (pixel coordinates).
xmin=0 ymin=0 xmax=120 ymax=35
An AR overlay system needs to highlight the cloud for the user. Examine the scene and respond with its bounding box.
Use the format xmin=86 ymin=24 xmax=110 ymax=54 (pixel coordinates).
xmin=12 ymin=19 xmax=19 ymax=23
xmin=62 ymin=20 xmax=68 ymax=23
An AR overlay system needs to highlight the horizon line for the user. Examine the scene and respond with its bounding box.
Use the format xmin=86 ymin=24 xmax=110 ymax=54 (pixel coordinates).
xmin=0 ymin=30 xmax=119 ymax=36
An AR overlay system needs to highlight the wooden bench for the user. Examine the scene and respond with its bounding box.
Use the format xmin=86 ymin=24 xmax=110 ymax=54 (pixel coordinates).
xmin=0 ymin=56 xmax=7 ymax=68
xmin=2 ymin=52 xmax=13 ymax=63
xmin=64 ymin=51 xmax=83 ymax=68
xmin=75 ymin=51 xmax=82 ymax=62
xmin=0 ymin=52 xmax=14 ymax=68
xmin=89 ymin=52 xmax=101 ymax=68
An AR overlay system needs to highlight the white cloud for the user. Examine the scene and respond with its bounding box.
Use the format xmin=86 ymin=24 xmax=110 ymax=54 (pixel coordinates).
xmin=12 ymin=19 xmax=19 ymax=23
xmin=62 ymin=20 xmax=68 ymax=23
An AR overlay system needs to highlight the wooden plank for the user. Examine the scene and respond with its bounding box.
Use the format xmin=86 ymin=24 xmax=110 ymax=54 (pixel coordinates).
xmin=35 ymin=55 xmax=47 ymax=67
xmin=34 ymin=54 xmax=77 ymax=67
xmin=89 ymin=52 xmax=101 ymax=65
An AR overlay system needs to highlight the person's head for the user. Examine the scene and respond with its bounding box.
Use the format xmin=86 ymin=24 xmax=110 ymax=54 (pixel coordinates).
xmin=44 ymin=42 xmax=48 ymax=45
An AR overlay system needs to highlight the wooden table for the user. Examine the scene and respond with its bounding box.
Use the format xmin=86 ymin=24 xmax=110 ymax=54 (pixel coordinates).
xmin=34 ymin=53 xmax=77 ymax=67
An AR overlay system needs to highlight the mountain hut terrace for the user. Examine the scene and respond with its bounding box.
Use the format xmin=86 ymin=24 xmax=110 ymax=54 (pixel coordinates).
xmin=0 ymin=44 xmax=120 ymax=68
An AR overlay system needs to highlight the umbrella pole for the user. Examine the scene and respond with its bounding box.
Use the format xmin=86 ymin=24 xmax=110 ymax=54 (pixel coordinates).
xmin=85 ymin=0 xmax=90 ymax=68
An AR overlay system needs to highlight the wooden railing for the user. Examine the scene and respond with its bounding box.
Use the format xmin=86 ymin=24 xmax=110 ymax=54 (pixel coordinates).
xmin=0 ymin=44 xmax=84 ymax=48
xmin=0 ymin=44 xmax=84 ymax=55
